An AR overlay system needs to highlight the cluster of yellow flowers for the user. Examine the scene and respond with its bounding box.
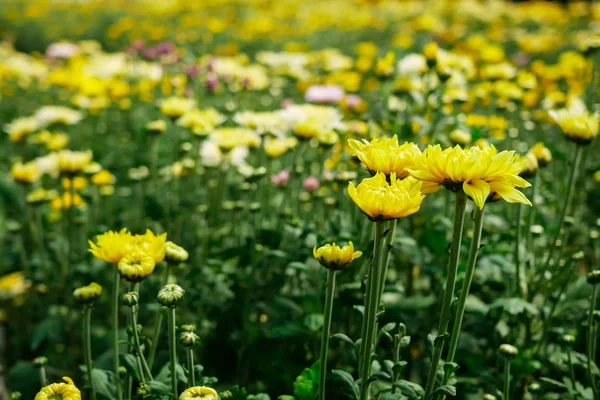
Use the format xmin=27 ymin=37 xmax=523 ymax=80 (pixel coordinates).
xmin=89 ymin=229 xmax=167 ymax=282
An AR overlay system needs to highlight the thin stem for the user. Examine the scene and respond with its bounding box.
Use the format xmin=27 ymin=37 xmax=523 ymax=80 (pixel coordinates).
xmin=588 ymin=284 xmax=598 ymax=400
xmin=130 ymin=307 xmax=153 ymax=381
xmin=444 ymin=206 xmax=485 ymax=378
xmin=187 ymin=348 xmax=195 ymax=388
xmin=112 ymin=265 xmax=123 ymax=400
xmin=149 ymin=264 xmax=171 ymax=370
xmin=514 ymin=204 xmax=523 ymax=297
xmin=359 ymin=222 xmax=387 ymax=400
xmin=504 ymin=358 xmax=511 ymax=400
xmin=567 ymin=347 xmax=576 ymax=387
xmin=525 ymin=172 xmax=539 ymax=261
xmin=318 ymin=269 xmax=337 ymax=400
xmin=40 ymin=366 xmax=47 ymax=387
xmin=83 ymin=305 xmax=97 ymax=400
xmin=423 ymin=191 xmax=468 ymax=400
xmin=168 ymin=307 xmax=178 ymax=398
xmin=543 ymin=145 xmax=583 ymax=271
xmin=377 ymin=219 xmax=398 ymax=305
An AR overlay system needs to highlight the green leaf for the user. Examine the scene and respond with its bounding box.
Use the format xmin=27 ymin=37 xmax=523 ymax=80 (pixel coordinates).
xmin=119 ymin=354 xmax=141 ymax=381
xmin=248 ymin=394 xmax=271 ymax=400
xmin=434 ymin=385 xmax=456 ymax=396
xmin=304 ymin=314 xmax=324 ymax=332
xmin=331 ymin=333 xmax=356 ymax=348
xmin=329 ymin=369 xmax=359 ymax=400
xmin=147 ymin=380 xmax=171 ymax=394
xmin=393 ymin=380 xmax=424 ymax=400
xmin=91 ymin=369 xmax=115 ymax=399
xmin=381 ymin=395 xmax=403 ymax=400
xmin=366 ymin=371 xmax=391 ymax=385
xmin=399 ymin=336 xmax=411 ymax=348
xmin=490 ymin=297 xmax=539 ymax=316
xmin=540 ymin=377 xmax=569 ymax=390
xmin=278 ymin=397 xmax=296 ymax=400
xmin=31 ymin=317 xmax=61 ymax=350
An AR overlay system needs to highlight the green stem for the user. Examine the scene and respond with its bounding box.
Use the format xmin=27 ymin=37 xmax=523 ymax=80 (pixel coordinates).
xmin=149 ymin=264 xmax=171 ymax=370
xmin=187 ymin=348 xmax=195 ymax=388
xmin=83 ymin=305 xmax=96 ymax=400
xmin=359 ymin=222 xmax=387 ymax=400
xmin=514 ymin=204 xmax=523 ymax=297
xmin=423 ymin=191 xmax=468 ymax=400
xmin=40 ymin=366 xmax=47 ymax=387
xmin=543 ymin=145 xmax=583 ymax=271
xmin=444 ymin=206 xmax=485 ymax=380
xmin=504 ymin=358 xmax=511 ymax=400
xmin=525 ymin=172 xmax=539 ymax=261
xmin=377 ymin=220 xmax=397 ymax=305
xmin=112 ymin=265 xmax=123 ymax=400
xmin=130 ymin=307 xmax=153 ymax=381
xmin=588 ymin=284 xmax=598 ymax=400
xmin=168 ymin=307 xmax=178 ymax=398
xmin=567 ymin=347 xmax=576 ymax=387
xmin=318 ymin=269 xmax=337 ymax=400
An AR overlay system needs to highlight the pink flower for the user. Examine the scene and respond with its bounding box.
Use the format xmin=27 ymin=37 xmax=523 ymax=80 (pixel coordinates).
xmin=303 ymin=176 xmax=320 ymax=192
xmin=46 ymin=42 xmax=79 ymax=59
xmin=304 ymin=85 xmax=345 ymax=104
xmin=281 ymin=98 xmax=295 ymax=109
xmin=206 ymin=73 xmax=218 ymax=93
xmin=344 ymin=94 xmax=363 ymax=108
xmin=271 ymin=170 xmax=290 ymax=188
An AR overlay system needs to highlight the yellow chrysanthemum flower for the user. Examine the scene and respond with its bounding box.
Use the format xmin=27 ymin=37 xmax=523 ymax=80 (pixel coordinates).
xmin=159 ymin=96 xmax=196 ymax=119
xmin=0 ymin=271 xmax=31 ymax=300
xmin=73 ymin=282 xmax=102 ymax=303
xmin=313 ymin=242 xmax=362 ymax=270
xmin=348 ymin=136 xmax=421 ymax=178
xmin=551 ymin=109 xmax=599 ymax=145
xmin=409 ymin=145 xmax=532 ymax=210
xmin=58 ymin=150 xmax=93 ymax=174
xmin=348 ymin=173 xmax=425 ymax=221
xmin=88 ymin=229 xmax=136 ymax=264
xmin=264 ymin=137 xmax=297 ymax=158
xmin=50 ymin=192 xmax=86 ymax=210
xmin=11 ymin=161 xmax=42 ymax=183
xmin=62 ymin=177 xmax=88 ymax=191
xmin=134 ymin=230 xmax=167 ymax=264
xmin=118 ymin=249 xmax=156 ymax=282
xmin=530 ymin=142 xmax=552 ymax=166
xmin=146 ymin=120 xmax=167 ymax=134
xmin=179 ymin=386 xmax=219 ymax=400
xmin=35 ymin=377 xmax=81 ymax=400
xmin=210 ymin=128 xmax=261 ymax=151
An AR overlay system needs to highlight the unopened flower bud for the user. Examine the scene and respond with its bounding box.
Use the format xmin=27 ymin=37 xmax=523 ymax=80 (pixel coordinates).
xmin=10 ymin=392 xmax=22 ymax=400
xmin=561 ymin=334 xmax=576 ymax=344
xmin=126 ymin=324 xmax=143 ymax=338
xmin=499 ymin=343 xmax=518 ymax=358
xmin=137 ymin=383 xmax=151 ymax=398
xmin=165 ymin=241 xmax=189 ymax=263
xmin=528 ymin=382 xmax=541 ymax=393
xmin=483 ymin=395 xmax=496 ymax=400
xmin=313 ymin=242 xmax=362 ymax=271
xmin=33 ymin=356 xmax=48 ymax=367
xmin=180 ymin=386 xmax=219 ymax=400
xmin=122 ymin=292 xmax=139 ymax=307
xmin=564 ymin=216 xmax=575 ymax=227
xmin=587 ymin=270 xmax=600 ymax=285
xmin=181 ymin=324 xmax=197 ymax=333
xmin=118 ymin=366 xmax=127 ymax=377
xmin=157 ymin=284 xmax=185 ymax=307
xmin=73 ymin=282 xmax=103 ymax=304
xmin=180 ymin=331 xmax=200 ymax=348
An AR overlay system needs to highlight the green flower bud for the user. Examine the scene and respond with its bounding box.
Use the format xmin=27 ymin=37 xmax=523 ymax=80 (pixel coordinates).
xmin=157 ymin=284 xmax=185 ymax=308
xmin=121 ymin=292 xmax=139 ymax=307
xmin=499 ymin=343 xmax=518 ymax=358
xmin=73 ymin=282 xmax=103 ymax=304
xmin=588 ymin=270 xmax=600 ymax=285
xmin=165 ymin=241 xmax=189 ymax=263
xmin=181 ymin=324 xmax=197 ymax=333
xmin=137 ymin=383 xmax=151 ymax=398
xmin=126 ymin=324 xmax=143 ymax=338
xmin=10 ymin=392 xmax=22 ymax=400
xmin=118 ymin=366 xmax=127 ymax=377
xmin=572 ymin=251 xmax=585 ymax=261
xmin=530 ymin=224 xmax=544 ymax=236
xmin=564 ymin=216 xmax=575 ymax=227
xmin=249 ymin=202 xmax=261 ymax=213
xmin=235 ymin=200 xmax=246 ymax=211
xmin=180 ymin=331 xmax=200 ymax=348
xmin=33 ymin=356 xmax=48 ymax=367
xmin=483 ymin=395 xmax=496 ymax=400
xmin=528 ymin=382 xmax=541 ymax=393
xmin=562 ymin=334 xmax=576 ymax=344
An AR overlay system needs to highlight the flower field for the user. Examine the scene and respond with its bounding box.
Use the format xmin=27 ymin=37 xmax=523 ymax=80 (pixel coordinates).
xmin=2 ymin=0 xmax=600 ymax=399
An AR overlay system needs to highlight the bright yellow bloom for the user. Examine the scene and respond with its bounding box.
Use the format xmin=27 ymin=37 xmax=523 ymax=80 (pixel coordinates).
xmin=88 ymin=229 xmax=136 ymax=264
xmin=62 ymin=177 xmax=88 ymax=191
xmin=35 ymin=377 xmax=81 ymax=400
xmin=73 ymin=282 xmax=102 ymax=303
xmin=551 ymin=109 xmax=599 ymax=145
xmin=118 ymin=249 xmax=156 ymax=282
xmin=134 ymin=229 xmax=167 ymax=264
xmin=449 ymin=129 xmax=472 ymax=145
xmin=27 ymin=188 xmax=58 ymax=204
xmin=11 ymin=161 xmax=41 ymax=183
xmin=210 ymin=128 xmax=261 ymax=150
xmin=409 ymin=145 xmax=532 ymax=210
xmin=46 ymin=133 xmax=69 ymax=151
xmin=348 ymin=173 xmax=424 ymax=221
xmin=423 ymin=42 xmax=439 ymax=62
xmin=264 ymin=137 xmax=297 ymax=158
xmin=50 ymin=192 xmax=85 ymax=210
xmin=92 ymin=170 xmax=115 ymax=186
xmin=58 ymin=150 xmax=93 ymax=174
xmin=179 ymin=386 xmax=219 ymax=400
xmin=159 ymin=96 xmax=196 ymax=119
xmin=146 ymin=120 xmax=167 ymax=134
xmin=313 ymin=242 xmax=362 ymax=270
xmin=4 ymin=116 xmax=40 ymax=142
xmin=0 ymin=271 xmax=31 ymax=300
xmin=348 ymin=136 xmax=421 ymax=178
xmin=375 ymin=51 xmax=395 ymax=77
xmin=530 ymin=142 xmax=552 ymax=166
xmin=518 ymin=152 xmax=539 ymax=178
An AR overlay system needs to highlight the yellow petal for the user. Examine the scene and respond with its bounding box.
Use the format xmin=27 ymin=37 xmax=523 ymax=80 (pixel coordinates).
xmin=463 ymin=179 xmax=490 ymax=210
